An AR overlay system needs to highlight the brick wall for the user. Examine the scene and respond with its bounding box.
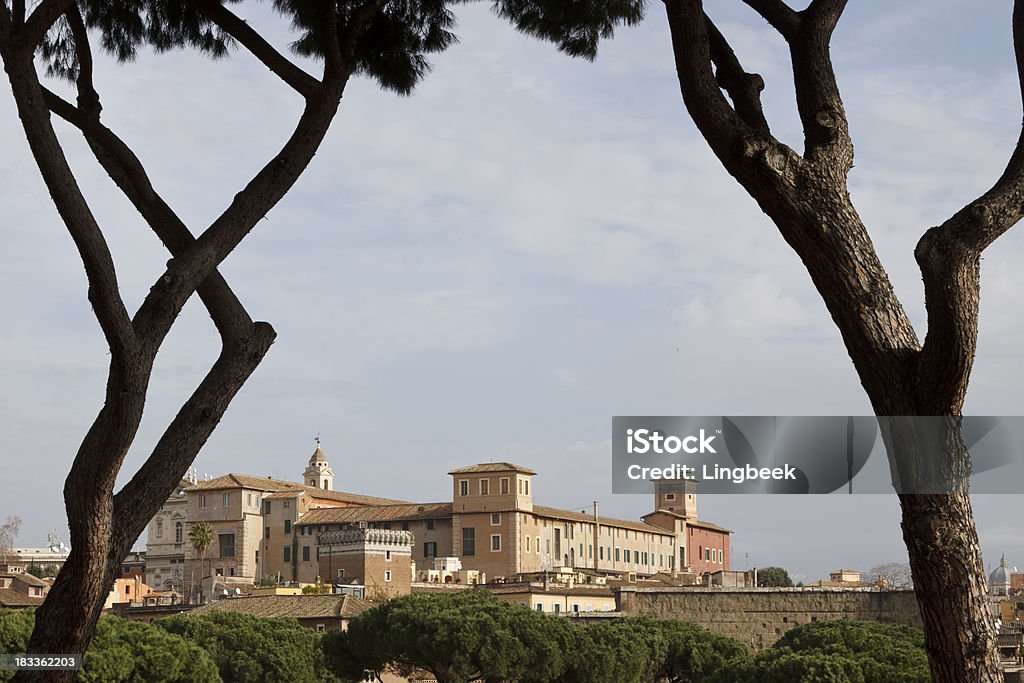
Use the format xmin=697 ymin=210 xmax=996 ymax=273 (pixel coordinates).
xmin=616 ymin=587 xmax=923 ymax=650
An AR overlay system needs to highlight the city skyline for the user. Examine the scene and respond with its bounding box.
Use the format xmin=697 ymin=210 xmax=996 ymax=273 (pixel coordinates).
xmin=2 ymin=0 xmax=1023 ymax=585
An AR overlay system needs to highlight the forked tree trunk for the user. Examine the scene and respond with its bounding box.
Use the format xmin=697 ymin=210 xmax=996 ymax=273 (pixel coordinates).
xmin=662 ymin=1 xmax=1011 ymax=679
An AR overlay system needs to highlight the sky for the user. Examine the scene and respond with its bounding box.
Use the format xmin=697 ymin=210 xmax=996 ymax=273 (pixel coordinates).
xmin=2 ymin=0 xmax=1023 ymax=583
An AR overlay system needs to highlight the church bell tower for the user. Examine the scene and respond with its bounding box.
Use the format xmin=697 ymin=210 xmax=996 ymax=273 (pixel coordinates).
xmin=304 ymin=437 xmax=335 ymax=490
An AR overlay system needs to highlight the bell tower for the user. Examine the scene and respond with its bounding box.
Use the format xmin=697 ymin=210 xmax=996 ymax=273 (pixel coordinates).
xmin=304 ymin=437 xmax=335 ymax=490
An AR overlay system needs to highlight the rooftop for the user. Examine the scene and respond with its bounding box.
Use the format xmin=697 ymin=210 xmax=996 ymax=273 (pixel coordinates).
xmin=298 ymin=502 xmax=454 ymax=526
xmin=0 ymin=588 xmax=43 ymax=607
xmin=185 ymin=473 xmax=405 ymax=507
xmin=532 ymin=505 xmax=676 ymax=536
xmin=190 ymin=594 xmax=371 ymax=620
xmin=448 ymin=463 xmax=537 ymax=475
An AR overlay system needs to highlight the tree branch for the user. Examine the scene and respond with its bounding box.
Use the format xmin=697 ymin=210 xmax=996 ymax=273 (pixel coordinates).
xmin=663 ymin=0 xmax=760 ymax=161
xmin=18 ymin=0 xmax=71 ymax=52
xmin=45 ymin=88 xmax=254 ymax=340
xmin=740 ymin=0 xmax=800 ymax=40
xmin=789 ymin=0 xmax=851 ymax=165
xmin=191 ymin=0 xmax=320 ymax=98
xmin=913 ymin=0 xmax=1024 ymax=413
xmin=129 ymin=65 xmax=349 ymax=358
xmin=1 ymin=53 xmax=136 ymax=359
xmin=112 ymin=321 xmax=276 ymax=551
xmin=705 ymin=15 xmax=770 ymax=133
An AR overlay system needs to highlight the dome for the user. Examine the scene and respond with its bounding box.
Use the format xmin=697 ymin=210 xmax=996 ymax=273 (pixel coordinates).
xmin=309 ymin=437 xmax=329 ymax=465
xmin=989 ymin=555 xmax=1011 ymax=594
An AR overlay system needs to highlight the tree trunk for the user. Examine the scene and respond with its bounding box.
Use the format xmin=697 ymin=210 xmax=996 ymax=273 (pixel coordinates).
xmin=900 ymin=493 xmax=999 ymax=680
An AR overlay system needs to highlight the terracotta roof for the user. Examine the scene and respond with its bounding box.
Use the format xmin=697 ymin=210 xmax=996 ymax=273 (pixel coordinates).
xmin=448 ymin=463 xmax=537 ymax=475
xmin=685 ymin=519 xmax=733 ymax=534
xmin=185 ymin=473 xmax=405 ymax=506
xmin=190 ymin=594 xmax=370 ymax=620
xmin=298 ymin=503 xmax=454 ymax=526
xmin=0 ymin=572 xmax=50 ymax=588
xmin=0 ymin=588 xmax=43 ymax=607
xmin=531 ymin=505 xmax=675 ymax=536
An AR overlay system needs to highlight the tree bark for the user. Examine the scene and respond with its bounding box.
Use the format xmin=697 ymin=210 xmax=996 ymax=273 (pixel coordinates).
xmin=0 ymin=3 xmax=362 ymax=680
xmin=662 ymin=1 xmax=1011 ymax=679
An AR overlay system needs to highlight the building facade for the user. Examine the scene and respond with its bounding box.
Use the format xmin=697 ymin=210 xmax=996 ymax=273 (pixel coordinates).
xmin=146 ymin=448 xmax=733 ymax=601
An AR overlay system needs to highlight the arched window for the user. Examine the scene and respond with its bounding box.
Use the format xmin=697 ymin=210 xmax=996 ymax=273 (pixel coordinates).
xmin=175 ymin=521 xmax=183 ymax=544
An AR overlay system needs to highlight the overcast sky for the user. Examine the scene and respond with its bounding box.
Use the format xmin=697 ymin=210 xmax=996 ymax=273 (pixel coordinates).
xmin=2 ymin=0 xmax=1023 ymax=583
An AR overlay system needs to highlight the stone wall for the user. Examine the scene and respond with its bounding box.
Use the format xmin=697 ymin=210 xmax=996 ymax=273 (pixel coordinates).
xmin=616 ymin=587 xmax=922 ymax=650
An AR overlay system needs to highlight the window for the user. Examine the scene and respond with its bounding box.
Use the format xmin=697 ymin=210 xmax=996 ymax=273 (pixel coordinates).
xmin=615 ymin=548 xmax=620 ymax=562
xmin=174 ymin=522 xmax=183 ymax=544
xmin=426 ymin=519 xmax=435 ymax=531
xmin=401 ymin=521 xmax=410 ymax=531
xmin=524 ymin=480 xmax=529 ymax=495
xmin=599 ymin=546 xmax=603 ymax=560
xmin=384 ymin=570 xmax=392 ymax=582
xmin=284 ymin=519 xmax=291 ymax=534
xmin=634 ymin=550 xmax=640 ymax=564
xmin=462 ymin=528 xmax=476 ymax=556
xmin=302 ymin=546 xmax=310 ymax=562
xmin=491 ymin=534 xmax=501 ymax=552
xmin=385 ymin=551 xmax=392 ymax=562
xmin=424 ymin=542 xmax=438 ymax=557
xmin=264 ymin=526 xmax=270 ymax=540
xmin=222 ymin=493 xmax=230 ymax=507
xmin=283 ymin=500 xmax=290 ymax=509
xmin=665 ymin=493 xmax=676 ymax=501
xmin=500 ymin=478 xmax=510 ymax=495
xmin=642 ymin=552 xmax=648 ymax=565
xmin=526 ymin=536 xmax=531 ymax=553
xmin=518 ymin=479 xmax=523 ymax=494
xmin=579 ymin=543 xmax=583 ymax=557
xmin=490 ymin=513 xmax=501 ymax=526
xmin=284 ymin=547 xmax=291 ymax=562
xmin=199 ymin=494 xmax=206 ymax=509
xmin=535 ymin=604 xmax=543 ymax=611
xmin=316 ymin=624 xmax=326 ymax=633
xmin=218 ymin=534 xmax=235 ymax=558
xmin=705 ymin=548 xmax=711 ymax=561
xmin=553 ymin=604 xmax=561 ymax=613
xmin=459 ymin=480 xmax=469 ymax=496
xmin=263 ymin=501 xmax=271 ymax=514
xmin=480 ymin=479 xmax=490 ymax=495
xmin=572 ymin=603 xmax=580 ymax=613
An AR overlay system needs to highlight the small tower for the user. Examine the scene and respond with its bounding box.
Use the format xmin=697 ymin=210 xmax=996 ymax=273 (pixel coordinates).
xmin=304 ymin=437 xmax=335 ymax=491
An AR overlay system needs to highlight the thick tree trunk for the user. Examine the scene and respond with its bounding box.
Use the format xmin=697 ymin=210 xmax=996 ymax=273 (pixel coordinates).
xmin=900 ymin=492 xmax=999 ymax=681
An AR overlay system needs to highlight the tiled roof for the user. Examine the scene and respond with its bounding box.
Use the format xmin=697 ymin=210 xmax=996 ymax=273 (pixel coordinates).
xmin=684 ymin=519 xmax=733 ymax=534
xmin=448 ymin=463 xmax=537 ymax=475
xmin=0 ymin=588 xmax=43 ymax=607
xmin=298 ymin=503 xmax=454 ymax=526
xmin=641 ymin=510 xmax=732 ymax=534
xmin=190 ymin=594 xmax=371 ymax=620
xmin=0 ymin=572 xmax=49 ymax=588
xmin=185 ymin=473 xmax=405 ymax=506
xmin=531 ymin=505 xmax=675 ymax=536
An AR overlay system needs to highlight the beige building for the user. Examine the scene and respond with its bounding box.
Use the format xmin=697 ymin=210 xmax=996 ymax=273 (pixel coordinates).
xmin=488 ymin=582 xmax=617 ymax=614
xmin=145 ymin=449 xmax=732 ymax=604
xmin=145 ymin=442 xmax=404 ymax=598
xmin=145 ymin=475 xmax=193 ymax=592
